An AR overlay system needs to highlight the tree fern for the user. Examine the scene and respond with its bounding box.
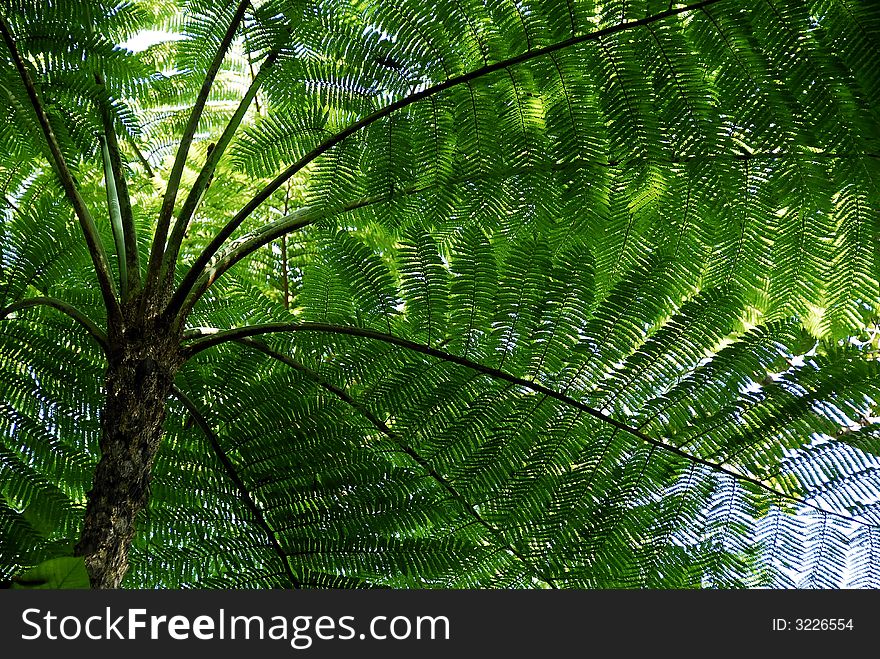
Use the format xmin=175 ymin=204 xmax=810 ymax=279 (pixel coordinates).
xmin=1 ymin=0 xmax=879 ymax=589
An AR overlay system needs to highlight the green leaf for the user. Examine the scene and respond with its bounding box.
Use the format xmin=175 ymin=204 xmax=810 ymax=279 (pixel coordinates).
xmin=21 ymin=502 xmax=59 ymax=538
xmin=11 ymin=557 xmax=90 ymax=590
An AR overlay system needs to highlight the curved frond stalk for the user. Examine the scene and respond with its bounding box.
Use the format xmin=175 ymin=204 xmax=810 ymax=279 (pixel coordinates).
xmin=0 ymin=13 xmax=120 ymax=322
xmin=144 ymin=0 xmax=252 ymax=307
xmin=176 ymin=0 xmax=724 ymax=316
xmin=0 ymin=297 xmax=108 ymax=352
xmin=96 ymin=72 xmax=141 ymax=295
xmin=183 ymin=322 xmax=876 ymax=529
xmin=124 ymin=131 xmax=154 ymax=178
xmin=161 ymin=48 xmax=282 ymax=294
xmin=168 ymin=386 xmax=301 ymax=589
xmin=98 ymin=134 xmax=128 ymax=299
xmin=170 ymin=197 xmax=382 ymax=326
xmin=4 ymin=0 xmax=880 ymax=590
xmin=237 ymin=338 xmax=558 ymax=588
xmin=170 ymin=148 xmax=880 ymax=326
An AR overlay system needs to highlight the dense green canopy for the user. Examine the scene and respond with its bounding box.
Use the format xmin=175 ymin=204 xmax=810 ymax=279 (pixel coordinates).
xmin=1 ymin=0 xmax=879 ymax=588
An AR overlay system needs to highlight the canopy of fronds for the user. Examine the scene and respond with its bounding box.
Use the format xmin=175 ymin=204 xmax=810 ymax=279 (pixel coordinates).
xmin=1 ymin=0 xmax=879 ymax=588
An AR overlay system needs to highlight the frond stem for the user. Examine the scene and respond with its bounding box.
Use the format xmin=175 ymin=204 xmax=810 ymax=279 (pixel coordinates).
xmin=161 ymin=48 xmax=281 ymax=294
xmin=96 ymin=72 xmax=141 ymax=295
xmin=182 ymin=322 xmax=878 ymax=529
xmin=0 ymin=14 xmax=121 ymax=323
xmin=124 ymin=133 xmax=154 ymax=178
xmin=169 ymin=197 xmax=379 ymax=326
xmin=166 ymin=149 xmax=876 ymax=324
xmin=144 ymin=0 xmax=251 ymax=306
xmin=177 ymin=0 xmax=723 ymax=312
xmin=237 ymin=337 xmax=558 ymax=588
xmin=1 ymin=297 xmax=108 ymax=353
xmin=168 ymin=385 xmax=302 ymax=589
xmin=99 ymin=133 xmax=129 ymax=299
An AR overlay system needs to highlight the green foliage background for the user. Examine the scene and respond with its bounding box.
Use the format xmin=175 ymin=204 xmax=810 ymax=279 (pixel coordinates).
xmin=1 ymin=0 xmax=879 ymax=588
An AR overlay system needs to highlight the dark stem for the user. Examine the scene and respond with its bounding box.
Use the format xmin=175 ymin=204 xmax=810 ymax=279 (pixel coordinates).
xmin=243 ymin=22 xmax=263 ymax=116
xmin=2 ymin=192 xmax=20 ymax=212
xmin=182 ymin=321 xmax=876 ymax=529
xmin=160 ymin=49 xmax=281 ymax=296
xmin=174 ymin=0 xmax=723 ymax=315
xmin=144 ymin=0 xmax=251 ymax=308
xmin=164 ymin=147 xmax=868 ymax=324
xmin=238 ymin=338 xmax=557 ymax=588
xmin=281 ymin=182 xmax=291 ymax=309
xmin=169 ymin=198 xmax=379 ymax=326
xmin=169 ymin=385 xmax=301 ymax=588
xmin=0 ymin=297 xmax=108 ymax=351
xmin=0 ymin=14 xmax=120 ymax=322
xmin=281 ymin=235 xmax=290 ymax=309
xmin=124 ymin=132 xmax=155 ymax=178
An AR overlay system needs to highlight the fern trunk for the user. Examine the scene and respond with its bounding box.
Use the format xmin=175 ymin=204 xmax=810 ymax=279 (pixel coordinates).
xmin=74 ymin=306 xmax=180 ymax=588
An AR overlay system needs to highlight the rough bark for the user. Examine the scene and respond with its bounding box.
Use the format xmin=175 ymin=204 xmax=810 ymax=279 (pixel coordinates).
xmin=74 ymin=301 xmax=182 ymax=588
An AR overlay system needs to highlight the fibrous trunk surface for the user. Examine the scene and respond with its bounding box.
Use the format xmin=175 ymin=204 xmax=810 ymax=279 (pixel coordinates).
xmin=75 ymin=305 xmax=180 ymax=588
